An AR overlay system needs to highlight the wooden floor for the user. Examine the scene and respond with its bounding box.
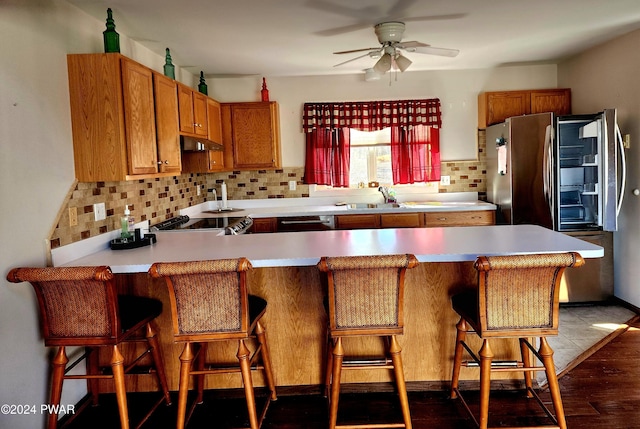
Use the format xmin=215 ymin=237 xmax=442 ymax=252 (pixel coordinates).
xmin=61 ymin=317 xmax=640 ymax=429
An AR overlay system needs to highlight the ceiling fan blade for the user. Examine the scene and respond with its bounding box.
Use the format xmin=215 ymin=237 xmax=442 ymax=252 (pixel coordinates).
xmin=394 ymin=41 xmax=429 ymax=50
xmin=334 ymin=47 xmax=380 ymax=55
xmin=333 ymin=52 xmax=374 ymax=67
xmin=401 ymin=13 xmax=467 ymax=22
xmin=411 ymin=46 xmax=460 ymax=57
xmin=315 ymin=22 xmax=373 ymax=37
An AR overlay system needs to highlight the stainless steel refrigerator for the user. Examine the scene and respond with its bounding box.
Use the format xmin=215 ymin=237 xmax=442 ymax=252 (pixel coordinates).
xmin=485 ymin=109 xmax=626 ymax=301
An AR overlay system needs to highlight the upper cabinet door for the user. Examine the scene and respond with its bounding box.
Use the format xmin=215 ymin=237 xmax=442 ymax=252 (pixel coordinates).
xmin=530 ymin=89 xmax=571 ymax=116
xmin=120 ymin=58 xmax=158 ymax=175
xmin=178 ymin=84 xmax=196 ymax=134
xmin=192 ymin=92 xmax=209 ymax=137
xmin=153 ymin=73 xmax=181 ymax=174
xmin=177 ymin=83 xmax=208 ymax=137
xmin=226 ymin=102 xmax=281 ymax=169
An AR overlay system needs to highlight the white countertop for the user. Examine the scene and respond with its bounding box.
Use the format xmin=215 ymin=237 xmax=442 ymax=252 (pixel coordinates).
xmin=60 ymin=225 xmax=604 ymax=273
xmin=184 ymin=200 xmax=496 ymax=219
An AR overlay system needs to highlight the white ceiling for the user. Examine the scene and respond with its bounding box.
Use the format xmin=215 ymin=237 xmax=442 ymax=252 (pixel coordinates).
xmin=65 ymin=0 xmax=640 ymax=78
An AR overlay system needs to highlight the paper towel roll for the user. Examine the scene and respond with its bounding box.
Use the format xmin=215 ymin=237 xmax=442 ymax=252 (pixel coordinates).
xmin=221 ymin=182 xmax=227 ymax=208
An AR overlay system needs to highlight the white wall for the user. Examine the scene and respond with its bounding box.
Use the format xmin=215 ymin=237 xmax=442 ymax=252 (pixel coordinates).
xmin=558 ymin=28 xmax=640 ymax=307
xmin=0 ymin=1 xmax=559 ymax=428
xmin=209 ymin=65 xmax=559 ymax=164
xmin=0 ymin=1 xmax=196 ymax=427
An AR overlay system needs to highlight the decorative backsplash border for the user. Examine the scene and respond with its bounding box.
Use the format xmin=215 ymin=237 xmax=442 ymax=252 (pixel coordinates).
xmin=50 ymin=131 xmax=487 ymax=248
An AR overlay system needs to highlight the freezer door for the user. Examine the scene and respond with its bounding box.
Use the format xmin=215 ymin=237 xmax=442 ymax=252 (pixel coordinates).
xmin=601 ymin=109 xmax=623 ymax=231
xmin=555 ymin=109 xmax=624 ymax=232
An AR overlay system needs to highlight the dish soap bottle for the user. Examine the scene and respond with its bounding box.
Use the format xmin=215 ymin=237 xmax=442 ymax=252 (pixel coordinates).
xmin=121 ymin=205 xmax=134 ymax=239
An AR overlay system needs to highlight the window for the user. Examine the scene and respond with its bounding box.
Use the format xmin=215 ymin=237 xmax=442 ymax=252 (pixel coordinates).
xmin=303 ymin=99 xmax=442 ymax=187
xmin=349 ymin=128 xmax=392 ymax=187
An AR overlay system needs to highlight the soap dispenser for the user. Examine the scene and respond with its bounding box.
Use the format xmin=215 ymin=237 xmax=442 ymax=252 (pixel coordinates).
xmin=121 ymin=205 xmax=133 ymax=239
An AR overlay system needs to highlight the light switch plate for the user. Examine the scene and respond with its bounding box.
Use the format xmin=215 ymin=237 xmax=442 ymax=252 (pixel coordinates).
xmin=440 ymin=175 xmax=451 ymax=186
xmin=289 ymin=180 xmax=297 ymax=191
xmin=94 ymin=203 xmax=106 ymax=221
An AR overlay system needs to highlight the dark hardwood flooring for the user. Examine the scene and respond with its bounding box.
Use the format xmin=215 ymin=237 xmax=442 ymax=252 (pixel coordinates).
xmin=62 ymin=317 xmax=640 ymax=429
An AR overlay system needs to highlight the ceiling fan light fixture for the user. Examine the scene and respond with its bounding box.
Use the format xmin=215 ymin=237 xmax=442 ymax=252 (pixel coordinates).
xmin=395 ymin=54 xmax=412 ymax=72
xmin=373 ymin=53 xmax=392 ymax=74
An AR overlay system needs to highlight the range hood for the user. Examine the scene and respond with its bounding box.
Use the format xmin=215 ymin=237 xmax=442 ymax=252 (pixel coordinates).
xmin=180 ymin=135 xmax=223 ymax=152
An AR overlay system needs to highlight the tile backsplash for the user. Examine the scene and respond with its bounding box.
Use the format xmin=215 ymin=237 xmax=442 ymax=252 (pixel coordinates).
xmin=50 ymin=131 xmax=487 ymax=248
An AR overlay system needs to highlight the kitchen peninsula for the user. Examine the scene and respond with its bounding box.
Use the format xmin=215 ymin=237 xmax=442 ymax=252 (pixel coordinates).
xmin=58 ymin=225 xmax=602 ymax=391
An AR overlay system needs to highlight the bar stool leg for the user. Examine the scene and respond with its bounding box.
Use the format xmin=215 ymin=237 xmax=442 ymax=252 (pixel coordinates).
xmin=177 ymin=342 xmax=194 ymax=429
xmin=194 ymin=342 xmax=208 ymax=404
xmin=237 ymin=339 xmax=259 ymax=429
xmin=86 ymin=347 xmax=100 ymax=406
xmin=539 ymin=337 xmax=567 ymax=429
xmin=478 ymin=339 xmax=493 ymax=429
xmin=324 ymin=335 xmax=334 ymax=398
xmin=328 ymin=337 xmax=344 ymax=429
xmin=389 ymin=335 xmax=412 ymax=429
xmin=255 ymin=321 xmax=277 ymax=400
xmin=450 ymin=318 xmax=467 ymax=399
xmin=519 ymin=337 xmax=534 ymax=398
xmin=146 ymin=323 xmax=172 ymax=405
xmin=110 ymin=345 xmax=130 ymax=429
xmin=48 ymin=347 xmax=68 ymax=429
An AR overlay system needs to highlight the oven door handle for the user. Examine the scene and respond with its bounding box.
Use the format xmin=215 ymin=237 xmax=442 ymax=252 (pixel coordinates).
xmin=279 ymin=219 xmax=332 ymax=225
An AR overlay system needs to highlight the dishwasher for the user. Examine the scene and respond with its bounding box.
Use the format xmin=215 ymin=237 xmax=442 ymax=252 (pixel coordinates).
xmin=276 ymin=215 xmax=335 ymax=232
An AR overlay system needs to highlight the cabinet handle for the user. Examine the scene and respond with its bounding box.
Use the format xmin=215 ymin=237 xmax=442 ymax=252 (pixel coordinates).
xmin=157 ymin=160 xmax=169 ymax=165
xmin=437 ymin=217 xmax=447 ymax=221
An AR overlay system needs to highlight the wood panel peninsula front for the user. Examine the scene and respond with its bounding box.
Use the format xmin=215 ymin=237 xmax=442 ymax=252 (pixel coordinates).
xmin=61 ymin=225 xmax=603 ymax=392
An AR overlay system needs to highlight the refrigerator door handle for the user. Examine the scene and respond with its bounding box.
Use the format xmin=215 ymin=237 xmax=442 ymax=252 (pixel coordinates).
xmin=543 ymin=125 xmax=554 ymax=222
xmin=616 ymin=124 xmax=626 ymax=216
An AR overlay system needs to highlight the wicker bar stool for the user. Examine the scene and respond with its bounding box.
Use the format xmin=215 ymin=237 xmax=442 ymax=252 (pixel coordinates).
xmin=148 ymin=258 xmax=277 ymax=429
xmin=317 ymin=254 xmax=419 ymax=429
xmin=6 ymin=266 xmax=171 ymax=429
xmin=449 ymin=252 xmax=584 ymax=429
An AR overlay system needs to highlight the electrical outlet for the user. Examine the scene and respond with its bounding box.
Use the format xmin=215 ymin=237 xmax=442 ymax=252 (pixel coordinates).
xmin=94 ymin=203 xmax=106 ymax=221
xmin=197 ymin=184 xmax=201 ymax=196
xmin=440 ymin=175 xmax=451 ymax=186
xmin=289 ymin=180 xmax=297 ymax=191
xmin=68 ymin=207 xmax=78 ymax=226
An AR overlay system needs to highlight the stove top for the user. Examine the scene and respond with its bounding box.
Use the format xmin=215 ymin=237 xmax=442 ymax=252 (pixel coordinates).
xmin=151 ymin=215 xmax=253 ymax=235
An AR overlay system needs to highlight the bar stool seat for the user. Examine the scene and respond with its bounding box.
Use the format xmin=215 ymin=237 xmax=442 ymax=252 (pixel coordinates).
xmin=449 ymin=252 xmax=584 ymax=429
xmin=6 ymin=265 xmax=171 ymax=429
xmin=317 ymin=254 xmax=419 ymax=429
xmin=149 ymin=258 xmax=277 ymax=429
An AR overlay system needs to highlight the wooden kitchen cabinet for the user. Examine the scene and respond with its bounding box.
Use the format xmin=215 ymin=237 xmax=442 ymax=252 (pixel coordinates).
xmin=530 ymin=89 xmax=571 ymax=116
xmin=153 ymin=73 xmax=181 ymax=174
xmin=478 ymin=88 xmax=571 ymax=128
xmin=335 ymin=214 xmax=380 ymax=229
xmin=68 ymin=53 xmax=171 ymax=181
xmin=380 ymin=213 xmax=423 ymax=228
xmin=424 ymin=210 xmax=495 ymax=227
xmin=178 ymin=83 xmax=208 ymax=137
xmin=249 ymin=217 xmax=278 ymax=233
xmin=222 ymin=102 xmax=281 ymax=169
xmin=181 ymin=97 xmax=226 ymax=173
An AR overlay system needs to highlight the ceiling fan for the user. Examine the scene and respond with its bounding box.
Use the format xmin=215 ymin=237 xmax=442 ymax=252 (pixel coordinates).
xmin=333 ymin=21 xmax=459 ymax=73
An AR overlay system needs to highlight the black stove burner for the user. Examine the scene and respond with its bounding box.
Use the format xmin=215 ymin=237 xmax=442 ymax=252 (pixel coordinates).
xmin=151 ymin=215 xmax=252 ymax=234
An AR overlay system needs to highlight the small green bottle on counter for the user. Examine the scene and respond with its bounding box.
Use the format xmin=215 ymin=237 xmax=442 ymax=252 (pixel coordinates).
xmin=121 ymin=205 xmax=133 ymax=239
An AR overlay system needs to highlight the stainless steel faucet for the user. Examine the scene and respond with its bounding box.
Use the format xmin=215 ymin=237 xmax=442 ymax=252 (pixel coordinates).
xmin=378 ymin=186 xmax=397 ymax=203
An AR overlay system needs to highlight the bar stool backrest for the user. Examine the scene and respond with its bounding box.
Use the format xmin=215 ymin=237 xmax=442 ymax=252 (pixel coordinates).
xmin=149 ymin=258 xmax=252 ymax=342
xmin=474 ymin=252 xmax=584 ymax=337
xmin=318 ymin=254 xmax=419 ymax=337
xmin=6 ymin=266 xmax=118 ymax=346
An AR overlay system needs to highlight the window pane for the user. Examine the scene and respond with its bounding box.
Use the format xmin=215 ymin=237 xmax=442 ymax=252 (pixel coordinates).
xmin=349 ymin=145 xmax=392 ymax=186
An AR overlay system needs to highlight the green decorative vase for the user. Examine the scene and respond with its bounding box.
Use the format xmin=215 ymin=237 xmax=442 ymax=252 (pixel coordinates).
xmin=198 ymin=71 xmax=208 ymax=95
xmin=164 ymin=48 xmax=175 ymax=79
xmin=103 ymin=8 xmax=120 ymax=53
